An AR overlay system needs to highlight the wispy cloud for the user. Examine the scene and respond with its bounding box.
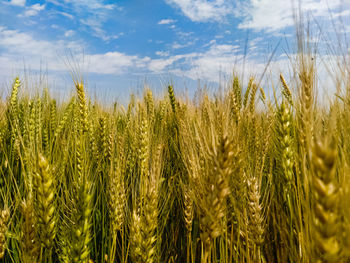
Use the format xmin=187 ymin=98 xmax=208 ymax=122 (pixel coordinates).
xmin=48 ymin=0 xmax=122 ymax=41
xmin=64 ymin=30 xmax=75 ymax=37
xmin=0 ymin=27 xmax=147 ymax=77
xmin=50 ymin=10 xmax=74 ymax=20
xmin=86 ymin=53 xmax=150 ymax=74
xmin=144 ymin=41 xmax=272 ymax=84
xmin=235 ymin=0 xmax=349 ymax=32
xmin=181 ymin=43 xmax=242 ymax=81
xmin=0 ymin=26 xmax=240 ymax=82
xmin=2 ymin=21 xmax=339 ymax=92
xmin=148 ymin=56 xmax=183 ymax=72
xmin=80 ymin=18 xmax=121 ymax=41
xmin=158 ymin=19 xmax=177 ymax=25
xmin=19 ymin=3 xmax=45 ymax=17
xmin=0 ymin=26 xmax=84 ymax=78
xmin=7 ymin=0 xmax=25 ymax=7
xmin=156 ymin=51 xmax=170 ymax=57
xmin=172 ymin=42 xmax=188 ymax=49
xmin=165 ymin=0 xmax=233 ymax=22
xmin=62 ymin=0 xmax=118 ymax=11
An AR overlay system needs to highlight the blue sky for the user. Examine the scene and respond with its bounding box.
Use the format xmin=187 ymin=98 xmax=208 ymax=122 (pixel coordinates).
xmin=0 ymin=0 xmax=349 ymax=101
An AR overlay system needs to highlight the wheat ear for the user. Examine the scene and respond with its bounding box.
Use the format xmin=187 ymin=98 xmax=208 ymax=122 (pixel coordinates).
xmin=34 ymin=154 xmax=57 ymax=249
xmin=0 ymin=209 xmax=9 ymax=259
xmin=21 ymin=200 xmax=40 ymax=262
xmin=312 ymin=139 xmax=340 ymax=262
xmin=247 ymin=176 xmax=264 ymax=261
xmin=75 ymin=82 xmax=89 ymax=132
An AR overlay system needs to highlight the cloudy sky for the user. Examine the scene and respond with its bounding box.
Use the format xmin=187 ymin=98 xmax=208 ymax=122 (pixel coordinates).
xmin=0 ymin=0 xmax=349 ymax=100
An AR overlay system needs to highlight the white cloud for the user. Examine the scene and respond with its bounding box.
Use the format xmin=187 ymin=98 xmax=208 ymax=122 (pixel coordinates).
xmin=0 ymin=27 xmax=84 ymax=75
xmin=30 ymin=3 xmax=45 ymax=11
xmin=333 ymin=9 xmax=350 ymax=18
xmin=8 ymin=0 xmax=26 ymax=6
xmin=172 ymin=42 xmax=187 ymax=49
xmin=80 ymin=18 xmax=120 ymax=41
xmin=48 ymin=0 xmax=122 ymax=41
xmin=54 ymin=11 xmax=74 ymax=20
xmin=172 ymin=39 xmax=198 ymax=50
xmin=203 ymin=39 xmax=216 ymax=47
xmin=45 ymin=0 xmax=62 ymax=6
xmin=236 ymin=0 xmax=350 ymax=32
xmin=215 ymin=35 xmax=224 ymax=39
xmin=0 ymin=27 xmax=254 ymax=84
xmin=156 ymin=51 xmax=170 ymax=57
xmin=148 ymin=58 xmax=177 ymax=72
xmin=64 ymin=30 xmax=75 ymax=37
xmin=249 ymin=37 xmax=263 ymax=49
xmin=61 ymin=0 xmax=119 ymax=10
xmin=20 ymin=3 xmax=45 ymax=17
xmin=143 ymin=41 xmax=283 ymax=84
xmin=182 ymin=44 xmax=242 ymax=81
xmin=148 ymin=54 xmax=189 ymax=72
xmin=158 ymin=19 xmax=177 ymax=25
xmin=176 ymin=31 xmax=194 ymax=38
xmin=86 ymin=52 xmax=140 ymax=74
xmin=0 ymin=27 xmax=147 ymax=77
xmin=0 ymin=27 xmax=340 ymax=96
xmin=165 ymin=0 xmax=233 ymax=22
xmin=146 ymin=42 xmax=245 ymax=81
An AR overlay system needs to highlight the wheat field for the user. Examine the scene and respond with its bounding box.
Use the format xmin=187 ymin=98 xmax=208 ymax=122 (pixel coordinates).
xmin=0 ymin=47 xmax=350 ymax=263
